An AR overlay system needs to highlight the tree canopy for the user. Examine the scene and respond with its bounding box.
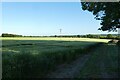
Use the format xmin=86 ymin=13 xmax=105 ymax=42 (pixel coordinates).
xmin=81 ymin=2 xmax=120 ymax=31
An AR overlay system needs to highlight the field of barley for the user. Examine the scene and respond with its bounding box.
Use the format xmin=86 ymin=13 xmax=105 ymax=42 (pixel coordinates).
xmin=1 ymin=37 xmax=115 ymax=78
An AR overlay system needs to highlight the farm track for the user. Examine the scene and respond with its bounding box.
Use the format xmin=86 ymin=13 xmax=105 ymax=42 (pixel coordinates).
xmin=46 ymin=44 xmax=119 ymax=78
xmin=96 ymin=44 xmax=119 ymax=78
xmin=46 ymin=54 xmax=91 ymax=78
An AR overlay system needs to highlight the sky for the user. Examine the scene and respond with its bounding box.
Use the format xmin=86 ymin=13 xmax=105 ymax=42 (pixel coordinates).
xmin=1 ymin=2 xmax=118 ymax=36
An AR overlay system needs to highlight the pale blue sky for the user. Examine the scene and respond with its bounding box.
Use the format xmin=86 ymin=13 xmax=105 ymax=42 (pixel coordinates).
xmin=2 ymin=2 xmax=118 ymax=36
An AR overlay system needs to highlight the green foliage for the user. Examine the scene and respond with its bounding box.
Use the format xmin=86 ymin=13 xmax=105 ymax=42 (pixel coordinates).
xmin=107 ymin=34 xmax=113 ymax=39
xmin=2 ymin=33 xmax=22 ymax=37
xmin=81 ymin=2 xmax=120 ymax=31
xmin=1 ymin=33 xmax=119 ymax=40
xmin=86 ymin=34 xmax=100 ymax=38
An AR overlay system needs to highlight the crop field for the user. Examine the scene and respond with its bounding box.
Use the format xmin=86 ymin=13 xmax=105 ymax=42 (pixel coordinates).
xmin=1 ymin=37 xmax=112 ymax=78
xmin=1 ymin=37 xmax=110 ymax=42
xmin=2 ymin=1 xmax=120 ymax=79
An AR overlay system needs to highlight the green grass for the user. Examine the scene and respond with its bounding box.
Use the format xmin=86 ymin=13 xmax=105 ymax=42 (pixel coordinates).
xmin=1 ymin=37 xmax=109 ymax=78
xmin=2 ymin=40 xmax=98 ymax=54
xmin=78 ymin=44 xmax=119 ymax=78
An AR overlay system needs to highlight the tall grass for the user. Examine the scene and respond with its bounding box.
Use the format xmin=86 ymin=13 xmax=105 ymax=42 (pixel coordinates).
xmin=2 ymin=39 xmax=104 ymax=78
xmin=78 ymin=44 xmax=119 ymax=78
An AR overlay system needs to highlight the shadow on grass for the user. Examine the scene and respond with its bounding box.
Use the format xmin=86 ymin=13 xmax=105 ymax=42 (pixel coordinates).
xmin=2 ymin=40 xmax=102 ymax=78
xmin=78 ymin=43 xmax=119 ymax=78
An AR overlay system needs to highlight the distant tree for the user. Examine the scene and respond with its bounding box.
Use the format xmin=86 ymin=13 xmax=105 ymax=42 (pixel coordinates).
xmin=77 ymin=35 xmax=80 ymax=38
xmin=107 ymin=34 xmax=113 ymax=39
xmin=54 ymin=35 xmax=57 ymax=37
xmin=82 ymin=35 xmax=87 ymax=38
xmin=86 ymin=34 xmax=94 ymax=38
xmin=81 ymin=2 xmax=120 ymax=31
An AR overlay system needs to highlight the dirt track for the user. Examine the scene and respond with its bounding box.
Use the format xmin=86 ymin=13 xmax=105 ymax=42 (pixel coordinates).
xmin=46 ymin=44 xmax=119 ymax=78
xmin=46 ymin=54 xmax=91 ymax=78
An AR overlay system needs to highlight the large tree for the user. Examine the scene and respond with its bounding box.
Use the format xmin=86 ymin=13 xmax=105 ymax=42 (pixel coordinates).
xmin=81 ymin=2 xmax=120 ymax=31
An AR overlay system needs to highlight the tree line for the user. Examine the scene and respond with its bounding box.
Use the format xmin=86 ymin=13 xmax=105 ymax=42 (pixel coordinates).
xmin=1 ymin=33 xmax=22 ymax=37
xmin=1 ymin=33 xmax=120 ymax=40
xmin=53 ymin=34 xmax=120 ymax=40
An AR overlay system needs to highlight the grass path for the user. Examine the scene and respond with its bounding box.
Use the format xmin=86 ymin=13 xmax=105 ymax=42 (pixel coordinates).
xmin=46 ymin=54 xmax=91 ymax=78
xmin=79 ymin=44 xmax=119 ymax=78
xmin=46 ymin=44 xmax=119 ymax=78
